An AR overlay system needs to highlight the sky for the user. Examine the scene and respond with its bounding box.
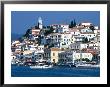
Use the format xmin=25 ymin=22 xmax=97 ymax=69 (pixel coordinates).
xmin=11 ymin=11 xmax=100 ymax=34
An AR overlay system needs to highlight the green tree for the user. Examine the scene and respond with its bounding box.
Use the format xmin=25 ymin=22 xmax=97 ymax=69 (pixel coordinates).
xmin=69 ymin=21 xmax=74 ymax=28
xmin=73 ymin=19 xmax=76 ymax=27
xmin=44 ymin=27 xmax=54 ymax=36
xmin=89 ymin=25 xmax=95 ymax=31
xmin=82 ymin=37 xmax=89 ymax=43
xmin=69 ymin=19 xmax=76 ymax=28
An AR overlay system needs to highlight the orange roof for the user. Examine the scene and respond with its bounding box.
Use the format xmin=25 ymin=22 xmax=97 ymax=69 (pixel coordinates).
xmin=50 ymin=48 xmax=61 ymax=51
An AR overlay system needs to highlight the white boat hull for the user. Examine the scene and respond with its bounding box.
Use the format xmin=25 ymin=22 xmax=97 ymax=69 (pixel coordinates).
xmin=30 ymin=65 xmax=52 ymax=69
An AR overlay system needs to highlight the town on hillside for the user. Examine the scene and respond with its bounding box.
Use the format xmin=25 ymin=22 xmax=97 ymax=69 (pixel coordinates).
xmin=11 ymin=17 xmax=100 ymax=68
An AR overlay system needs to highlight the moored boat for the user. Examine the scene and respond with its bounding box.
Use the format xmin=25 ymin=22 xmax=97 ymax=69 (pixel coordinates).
xmin=30 ymin=64 xmax=53 ymax=69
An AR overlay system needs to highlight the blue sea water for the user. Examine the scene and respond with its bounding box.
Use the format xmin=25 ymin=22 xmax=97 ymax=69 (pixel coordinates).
xmin=11 ymin=65 xmax=100 ymax=77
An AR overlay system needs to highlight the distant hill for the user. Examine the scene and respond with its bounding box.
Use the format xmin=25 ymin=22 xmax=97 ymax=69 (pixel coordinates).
xmin=11 ymin=33 xmax=23 ymax=41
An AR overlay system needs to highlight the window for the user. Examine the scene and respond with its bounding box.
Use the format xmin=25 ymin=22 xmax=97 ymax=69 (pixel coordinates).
xmin=53 ymin=53 xmax=55 ymax=56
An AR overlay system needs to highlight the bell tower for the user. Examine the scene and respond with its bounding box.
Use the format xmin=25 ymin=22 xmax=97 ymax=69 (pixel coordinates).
xmin=38 ymin=17 xmax=43 ymax=29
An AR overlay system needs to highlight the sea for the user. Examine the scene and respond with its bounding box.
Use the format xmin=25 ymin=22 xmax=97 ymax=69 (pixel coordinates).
xmin=11 ymin=65 xmax=100 ymax=77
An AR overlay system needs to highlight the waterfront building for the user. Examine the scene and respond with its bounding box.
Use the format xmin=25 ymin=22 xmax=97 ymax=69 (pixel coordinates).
xmin=44 ymin=47 xmax=63 ymax=63
xmin=58 ymin=50 xmax=93 ymax=64
xmin=58 ymin=50 xmax=75 ymax=64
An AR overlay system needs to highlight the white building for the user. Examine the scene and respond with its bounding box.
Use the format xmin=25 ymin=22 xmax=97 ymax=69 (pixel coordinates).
xmin=94 ymin=29 xmax=100 ymax=34
xmin=36 ymin=45 xmax=44 ymax=53
xmin=69 ymin=29 xmax=80 ymax=36
xmin=11 ymin=40 xmax=20 ymax=46
xmin=94 ymin=26 xmax=99 ymax=30
xmin=74 ymin=36 xmax=83 ymax=42
xmin=80 ymin=32 xmax=96 ymax=40
xmin=55 ymin=24 xmax=69 ymax=33
xmin=81 ymin=22 xmax=92 ymax=27
xmin=28 ymin=44 xmax=37 ymax=51
xmin=69 ymin=42 xmax=100 ymax=50
xmin=50 ymin=33 xmax=75 ymax=49
xmin=69 ymin=42 xmax=88 ymax=50
xmin=73 ymin=52 xmax=93 ymax=60
xmin=58 ymin=50 xmax=93 ymax=64
xmin=80 ymin=28 xmax=93 ymax=33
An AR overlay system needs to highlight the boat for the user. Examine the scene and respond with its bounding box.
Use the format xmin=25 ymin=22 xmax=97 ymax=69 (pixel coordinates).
xmin=75 ymin=64 xmax=100 ymax=68
xmin=30 ymin=64 xmax=53 ymax=69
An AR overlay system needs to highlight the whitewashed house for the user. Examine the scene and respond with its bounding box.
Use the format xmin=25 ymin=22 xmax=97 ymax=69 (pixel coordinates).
xmin=36 ymin=45 xmax=44 ymax=53
xmin=56 ymin=24 xmax=69 ymax=33
xmin=80 ymin=28 xmax=93 ymax=33
xmin=58 ymin=50 xmax=93 ymax=64
xmin=81 ymin=22 xmax=92 ymax=27
xmin=50 ymin=33 xmax=75 ymax=49
xmin=69 ymin=42 xmax=88 ymax=50
xmin=80 ymin=32 xmax=96 ymax=40
xmin=69 ymin=29 xmax=80 ymax=36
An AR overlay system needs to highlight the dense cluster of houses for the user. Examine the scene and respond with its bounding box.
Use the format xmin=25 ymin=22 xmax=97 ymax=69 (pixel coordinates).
xmin=11 ymin=17 xmax=100 ymax=66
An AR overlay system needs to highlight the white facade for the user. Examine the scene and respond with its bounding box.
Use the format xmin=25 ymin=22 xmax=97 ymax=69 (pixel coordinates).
xmin=58 ymin=50 xmax=93 ymax=64
xmin=57 ymin=24 xmax=69 ymax=33
xmin=80 ymin=33 xmax=96 ymax=40
xmin=94 ymin=29 xmax=100 ymax=34
xmin=81 ymin=22 xmax=92 ymax=26
xmin=29 ymin=44 xmax=44 ymax=53
xmin=80 ymin=28 xmax=93 ymax=33
xmin=69 ymin=29 xmax=80 ymax=36
xmin=69 ymin=43 xmax=88 ymax=50
xmin=36 ymin=45 xmax=44 ymax=53
xmin=50 ymin=33 xmax=75 ymax=49
xmin=11 ymin=40 xmax=20 ymax=46
xmin=29 ymin=44 xmax=37 ymax=51
xmin=15 ymin=48 xmax=21 ymax=52
xmin=94 ymin=26 xmax=99 ymax=29
xmin=73 ymin=52 xmax=93 ymax=60
xmin=74 ymin=36 xmax=83 ymax=42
